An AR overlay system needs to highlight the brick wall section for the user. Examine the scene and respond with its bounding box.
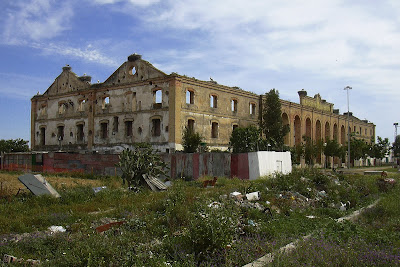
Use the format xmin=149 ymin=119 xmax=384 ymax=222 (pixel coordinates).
xmin=1 ymin=152 xmax=248 ymax=179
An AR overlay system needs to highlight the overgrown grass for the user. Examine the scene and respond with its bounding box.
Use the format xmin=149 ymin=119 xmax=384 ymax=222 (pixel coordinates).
xmin=273 ymin=171 xmax=400 ymax=266
xmin=0 ymin=169 xmax=398 ymax=266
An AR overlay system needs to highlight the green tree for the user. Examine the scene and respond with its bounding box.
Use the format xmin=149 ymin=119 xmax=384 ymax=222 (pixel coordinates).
xmin=116 ymin=143 xmax=169 ymax=189
xmin=302 ymin=136 xmax=318 ymax=165
xmin=324 ymin=139 xmax=341 ymax=168
xmin=393 ymin=135 xmax=400 ymax=157
xmin=260 ymin=89 xmax=290 ymax=151
xmin=229 ymin=125 xmax=261 ymax=153
xmin=0 ymin=139 xmax=29 ymax=153
xmin=290 ymin=144 xmax=303 ymax=164
xmin=182 ymin=127 xmax=204 ymax=153
xmin=369 ymin=136 xmax=390 ymax=159
xmin=349 ymin=136 xmax=369 ymax=163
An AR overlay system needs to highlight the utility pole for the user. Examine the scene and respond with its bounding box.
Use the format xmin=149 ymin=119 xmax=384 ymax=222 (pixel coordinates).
xmin=344 ymin=86 xmax=352 ymax=169
xmin=394 ymin=123 xmax=398 ymax=141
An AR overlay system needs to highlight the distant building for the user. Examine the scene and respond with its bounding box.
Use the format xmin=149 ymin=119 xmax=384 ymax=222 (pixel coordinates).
xmin=31 ymin=54 xmax=375 ymax=162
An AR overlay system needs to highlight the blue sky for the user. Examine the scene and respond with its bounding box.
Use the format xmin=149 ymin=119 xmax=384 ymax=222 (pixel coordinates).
xmin=1 ymin=0 xmax=400 ymax=145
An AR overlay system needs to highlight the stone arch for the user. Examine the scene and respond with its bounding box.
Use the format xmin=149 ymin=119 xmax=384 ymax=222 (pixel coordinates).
xmin=294 ymin=115 xmax=301 ymax=146
xmin=305 ymin=118 xmax=312 ymax=139
xmin=341 ymin=125 xmax=345 ymax=145
xmin=333 ymin=123 xmax=338 ymax=141
xmin=315 ymin=120 xmax=322 ymax=141
xmin=282 ymin=113 xmax=290 ymax=145
xmin=325 ymin=121 xmax=330 ymax=141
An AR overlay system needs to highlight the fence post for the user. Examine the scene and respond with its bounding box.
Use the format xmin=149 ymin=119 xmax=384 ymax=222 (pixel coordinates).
xmin=0 ymin=152 xmax=3 ymax=170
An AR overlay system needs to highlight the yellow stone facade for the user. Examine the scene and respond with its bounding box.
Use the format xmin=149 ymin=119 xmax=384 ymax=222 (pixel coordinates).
xmin=31 ymin=54 xmax=375 ymax=154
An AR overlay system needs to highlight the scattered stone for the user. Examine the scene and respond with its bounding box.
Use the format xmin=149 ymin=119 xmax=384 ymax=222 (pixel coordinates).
xmin=246 ymin=191 xmax=260 ymax=201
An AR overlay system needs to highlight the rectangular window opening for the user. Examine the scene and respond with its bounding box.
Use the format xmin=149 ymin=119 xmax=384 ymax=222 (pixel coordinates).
xmin=125 ymin=121 xmax=133 ymax=137
xmin=232 ymin=99 xmax=237 ymax=112
xmin=211 ymin=122 xmax=218 ymax=138
xmin=188 ymin=119 xmax=195 ymax=132
xmin=250 ymin=103 xmax=256 ymax=115
xmin=210 ymin=95 xmax=218 ymax=108
xmin=152 ymin=119 xmax=161 ymax=137
xmin=57 ymin=126 xmax=64 ymax=140
xmin=113 ymin=116 xmax=119 ymax=133
xmin=186 ymin=90 xmax=194 ymax=104
xmin=101 ymin=123 xmax=108 ymax=139
xmin=77 ymin=124 xmax=84 ymax=142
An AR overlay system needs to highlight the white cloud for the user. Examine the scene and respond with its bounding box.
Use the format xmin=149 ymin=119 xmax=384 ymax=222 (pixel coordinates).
xmin=2 ymin=0 xmax=74 ymax=44
xmin=34 ymin=43 xmax=120 ymax=67
xmin=92 ymin=0 xmax=159 ymax=7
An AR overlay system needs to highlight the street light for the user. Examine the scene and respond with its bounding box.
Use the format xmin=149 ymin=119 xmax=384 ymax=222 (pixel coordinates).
xmin=344 ymin=86 xmax=352 ymax=169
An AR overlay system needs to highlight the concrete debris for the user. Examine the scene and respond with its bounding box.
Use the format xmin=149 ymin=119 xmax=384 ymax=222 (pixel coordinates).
xmin=318 ymin=190 xmax=327 ymax=198
xmin=208 ymin=201 xmax=222 ymax=209
xmin=305 ymin=215 xmax=316 ymax=219
xmin=3 ymin=254 xmax=40 ymax=265
xmin=230 ymin=191 xmax=243 ymax=201
xmin=143 ymin=174 xmax=168 ymax=191
xmin=92 ymin=186 xmax=107 ymax=193
xmin=18 ymin=174 xmax=61 ymax=198
xmin=164 ymin=181 xmax=173 ymax=187
xmin=336 ymin=201 xmax=351 ymax=211
xmin=246 ymin=191 xmax=260 ymax=201
xmin=48 ymin=226 xmax=66 ymax=234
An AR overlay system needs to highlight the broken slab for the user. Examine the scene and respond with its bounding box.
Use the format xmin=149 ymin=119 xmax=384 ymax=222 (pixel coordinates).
xmin=18 ymin=174 xmax=61 ymax=198
xmin=143 ymin=175 xmax=168 ymax=192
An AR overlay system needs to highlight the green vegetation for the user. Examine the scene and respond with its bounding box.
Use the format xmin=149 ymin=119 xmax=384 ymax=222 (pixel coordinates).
xmin=0 ymin=169 xmax=398 ymax=266
xmin=393 ymin=135 xmax=400 ymax=157
xmin=229 ymin=125 xmax=261 ymax=153
xmin=182 ymin=127 xmax=204 ymax=153
xmin=0 ymin=138 xmax=29 ymax=153
xmin=116 ymin=143 xmax=169 ymax=189
xmin=260 ymin=89 xmax=290 ymax=151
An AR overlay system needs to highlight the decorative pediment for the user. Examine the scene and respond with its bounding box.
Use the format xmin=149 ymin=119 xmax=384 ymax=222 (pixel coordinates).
xmin=43 ymin=65 xmax=91 ymax=96
xmin=103 ymin=54 xmax=167 ymax=85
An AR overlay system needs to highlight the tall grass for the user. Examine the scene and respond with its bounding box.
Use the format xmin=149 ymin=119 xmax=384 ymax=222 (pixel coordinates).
xmin=0 ymin=169 xmax=398 ymax=266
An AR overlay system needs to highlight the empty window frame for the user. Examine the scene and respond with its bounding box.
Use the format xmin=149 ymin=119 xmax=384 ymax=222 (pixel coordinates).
xmin=40 ymin=127 xmax=46 ymax=145
xmin=232 ymin=124 xmax=238 ymax=132
xmin=210 ymin=94 xmax=218 ymax=108
xmin=186 ymin=90 xmax=194 ymax=104
xmin=211 ymin=122 xmax=218 ymax=138
xmin=125 ymin=121 xmax=133 ymax=137
xmin=152 ymin=118 xmax=161 ymax=137
xmin=113 ymin=116 xmax=119 ymax=133
xmin=188 ymin=119 xmax=195 ymax=132
xmin=77 ymin=124 xmax=84 ymax=142
xmin=250 ymin=102 xmax=256 ymax=115
xmin=231 ymin=99 xmax=238 ymax=112
xmin=58 ymin=102 xmax=66 ymax=114
xmin=57 ymin=125 xmax=64 ymax=140
xmin=154 ymin=89 xmax=162 ymax=103
xmin=102 ymin=96 xmax=110 ymax=109
xmin=78 ymin=99 xmax=86 ymax=111
xmin=153 ymin=89 xmax=162 ymax=108
xmin=101 ymin=122 xmax=108 ymax=139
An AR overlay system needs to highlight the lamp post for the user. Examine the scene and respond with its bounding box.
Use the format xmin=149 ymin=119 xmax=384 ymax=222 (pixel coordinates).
xmin=344 ymin=86 xmax=352 ymax=169
xmin=394 ymin=123 xmax=398 ymax=166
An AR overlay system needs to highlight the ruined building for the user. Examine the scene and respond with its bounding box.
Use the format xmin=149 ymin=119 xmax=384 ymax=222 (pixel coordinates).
xmin=31 ymin=54 xmax=375 ymax=157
